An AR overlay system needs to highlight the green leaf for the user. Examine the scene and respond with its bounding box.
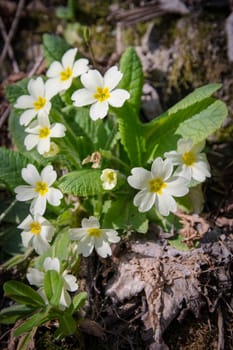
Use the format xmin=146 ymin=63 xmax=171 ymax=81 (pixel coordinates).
xmin=58 ymin=169 xmax=103 ymax=196
xmin=14 ymin=310 xmax=49 ymax=337
xmin=16 ymin=328 xmax=37 ymax=350
xmin=42 ymin=34 xmax=71 ymax=65
xmin=4 ymin=281 xmax=45 ymax=307
xmin=115 ymin=103 xmax=145 ymax=166
xmin=0 ymin=304 xmax=35 ymax=324
xmin=0 ymin=225 xmax=25 ymax=256
xmin=57 ymin=313 xmax=76 ymax=336
xmin=8 ymin=110 xmax=46 ymax=164
xmin=143 ymin=84 xmax=227 ymax=162
xmin=144 ymin=96 xmax=226 ymax=162
xmin=5 ymin=78 xmax=29 ymax=104
xmin=168 ymin=83 xmax=222 ymax=115
xmin=53 ymin=229 xmax=70 ymax=261
xmin=5 ymin=79 xmax=44 ymax=163
xmin=168 ymin=235 xmax=190 ymax=251
xmin=44 ymin=270 xmax=63 ymax=307
xmin=118 ymin=47 xmax=143 ymax=113
xmin=1 ymin=252 xmax=30 ymax=270
xmin=70 ymin=292 xmax=87 ymax=312
xmin=75 ymin=108 xmax=118 ymax=150
xmin=175 ymin=100 xmax=228 ymax=144
xmin=56 ymin=0 xmax=76 ymax=20
xmin=103 ymin=196 xmax=148 ymax=233
xmin=0 ymin=147 xmax=29 ymax=190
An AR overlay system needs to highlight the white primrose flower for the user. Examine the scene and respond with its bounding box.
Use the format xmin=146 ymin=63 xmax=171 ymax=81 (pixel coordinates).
xmin=69 ymin=216 xmax=120 ymax=258
xmin=71 ymin=66 xmax=130 ymax=120
xmin=14 ymin=164 xmax=63 ymax=215
xmin=164 ymin=138 xmax=211 ymax=183
xmin=46 ymin=48 xmax=89 ymax=94
xmin=24 ymin=115 xmax=66 ymax=155
xmin=18 ymin=214 xmax=54 ymax=255
xmin=100 ymin=168 xmax=118 ymax=190
xmin=14 ymin=76 xmax=54 ymax=126
xmin=26 ymin=257 xmax=78 ymax=309
xmin=127 ymin=157 xmax=189 ymax=216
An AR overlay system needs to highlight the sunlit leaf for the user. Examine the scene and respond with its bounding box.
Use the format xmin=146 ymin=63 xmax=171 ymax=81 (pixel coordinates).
xmin=58 ymin=169 xmax=103 ymax=196
xmin=118 ymin=47 xmax=143 ymax=113
xmin=175 ymin=100 xmax=228 ymax=144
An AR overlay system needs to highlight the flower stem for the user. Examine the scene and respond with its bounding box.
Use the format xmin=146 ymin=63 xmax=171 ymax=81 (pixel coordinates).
xmin=50 ymin=109 xmax=82 ymax=169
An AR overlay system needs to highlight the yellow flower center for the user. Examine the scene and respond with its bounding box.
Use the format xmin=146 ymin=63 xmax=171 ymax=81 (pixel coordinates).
xmin=149 ymin=177 xmax=167 ymax=194
xmin=87 ymin=228 xmax=101 ymax=238
xmin=33 ymin=96 xmax=46 ymax=110
xmin=182 ymin=151 xmax=196 ymax=166
xmin=39 ymin=126 xmax=51 ymax=138
xmin=105 ymin=170 xmax=115 ymax=183
xmin=60 ymin=66 xmax=72 ymax=81
xmin=94 ymin=87 xmax=110 ymax=102
xmin=35 ymin=181 xmax=49 ymax=196
xmin=30 ymin=221 xmax=42 ymax=235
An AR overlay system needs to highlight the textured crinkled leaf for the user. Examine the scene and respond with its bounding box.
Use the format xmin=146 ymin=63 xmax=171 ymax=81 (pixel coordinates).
xmin=103 ymin=196 xmax=149 ymax=233
xmin=118 ymin=47 xmax=143 ymax=112
xmin=58 ymin=169 xmax=103 ymax=196
xmin=5 ymin=78 xmax=29 ymax=104
xmin=168 ymin=83 xmax=221 ymax=115
xmin=43 ymin=34 xmax=71 ymax=65
xmin=144 ymin=97 xmax=226 ymax=162
xmin=74 ymin=107 xmax=118 ymax=152
xmin=115 ymin=103 xmax=145 ymax=166
xmin=0 ymin=147 xmax=29 ymax=190
xmin=175 ymin=100 xmax=228 ymax=144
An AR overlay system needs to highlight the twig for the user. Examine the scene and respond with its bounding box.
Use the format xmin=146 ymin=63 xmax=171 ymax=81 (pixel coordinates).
xmin=217 ymin=306 xmax=224 ymax=350
xmin=0 ymin=105 xmax=11 ymax=129
xmin=0 ymin=0 xmax=25 ymax=65
xmin=28 ymin=54 xmax=45 ymax=77
xmin=0 ymin=17 xmax=19 ymax=72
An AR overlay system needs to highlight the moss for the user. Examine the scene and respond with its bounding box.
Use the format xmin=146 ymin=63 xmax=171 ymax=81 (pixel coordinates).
xmin=158 ymin=14 xmax=233 ymax=129
xmin=35 ymin=328 xmax=81 ymax=350
xmin=215 ymin=123 xmax=233 ymax=142
xmin=165 ymin=17 xmax=221 ymax=92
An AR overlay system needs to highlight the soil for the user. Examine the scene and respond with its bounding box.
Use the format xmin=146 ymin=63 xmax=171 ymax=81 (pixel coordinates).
xmin=0 ymin=1 xmax=233 ymax=349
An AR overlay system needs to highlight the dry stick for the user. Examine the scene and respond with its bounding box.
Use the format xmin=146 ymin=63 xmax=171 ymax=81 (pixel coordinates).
xmin=0 ymin=0 xmax=25 ymax=66
xmin=28 ymin=54 xmax=45 ymax=78
xmin=0 ymin=17 xmax=19 ymax=72
xmin=0 ymin=54 xmax=44 ymax=129
xmin=217 ymin=306 xmax=224 ymax=350
xmin=0 ymin=105 xmax=11 ymax=129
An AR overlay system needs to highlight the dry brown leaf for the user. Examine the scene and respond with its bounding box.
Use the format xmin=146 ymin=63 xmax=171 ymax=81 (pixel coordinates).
xmin=106 ymin=238 xmax=233 ymax=349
